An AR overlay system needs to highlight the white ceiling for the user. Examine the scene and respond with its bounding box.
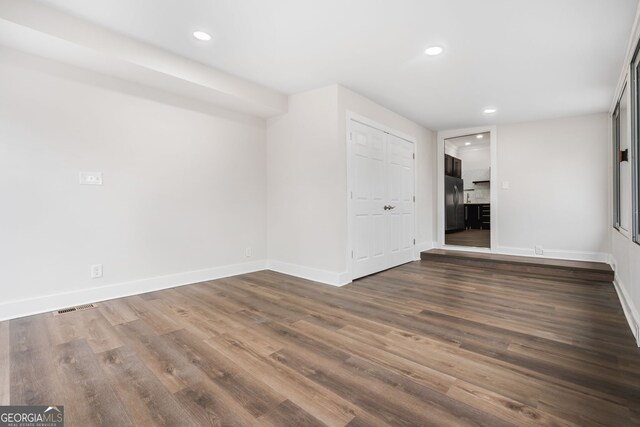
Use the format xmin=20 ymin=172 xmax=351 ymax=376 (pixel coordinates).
xmin=446 ymin=132 xmax=490 ymax=149
xmin=34 ymin=0 xmax=639 ymax=130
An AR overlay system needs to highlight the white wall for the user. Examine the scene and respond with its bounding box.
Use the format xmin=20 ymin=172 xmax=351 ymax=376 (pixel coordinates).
xmin=458 ymin=146 xmax=490 ymax=173
xmin=0 ymin=50 xmax=267 ymax=320
xmin=496 ymin=114 xmax=610 ymax=260
xmin=266 ymin=85 xmax=344 ymax=281
xmin=266 ymin=85 xmax=436 ymax=284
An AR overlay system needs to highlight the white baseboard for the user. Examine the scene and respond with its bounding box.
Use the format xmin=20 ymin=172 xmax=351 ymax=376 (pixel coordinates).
xmin=267 ymin=260 xmax=350 ymax=287
xmin=608 ymin=253 xmax=616 ymax=269
xmin=496 ymin=246 xmax=609 ymax=263
xmin=613 ymin=275 xmax=640 ymax=347
xmin=0 ymin=258 xmax=351 ymax=321
xmin=0 ymin=260 xmax=268 ymax=322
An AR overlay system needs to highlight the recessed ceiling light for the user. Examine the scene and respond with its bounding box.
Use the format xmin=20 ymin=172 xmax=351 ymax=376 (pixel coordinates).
xmin=483 ymin=108 xmax=497 ymax=114
xmin=193 ymin=31 xmax=212 ymax=41
xmin=424 ymin=46 xmax=443 ymax=56
xmin=465 ymin=142 xmax=471 ymax=146
xmin=476 ymin=134 xmax=484 ymax=139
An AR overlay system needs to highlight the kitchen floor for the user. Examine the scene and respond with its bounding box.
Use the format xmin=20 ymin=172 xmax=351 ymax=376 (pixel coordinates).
xmin=445 ymin=229 xmax=490 ymax=248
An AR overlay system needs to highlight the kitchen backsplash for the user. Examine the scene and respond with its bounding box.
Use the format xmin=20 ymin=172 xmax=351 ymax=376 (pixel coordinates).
xmin=464 ymin=168 xmax=490 ymax=204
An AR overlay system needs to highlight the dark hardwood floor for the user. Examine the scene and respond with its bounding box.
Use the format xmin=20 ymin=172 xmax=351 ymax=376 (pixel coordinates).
xmin=445 ymin=229 xmax=491 ymax=248
xmin=3 ymin=260 xmax=640 ymax=426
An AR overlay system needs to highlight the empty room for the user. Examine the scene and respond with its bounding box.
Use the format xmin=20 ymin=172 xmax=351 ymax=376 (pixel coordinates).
xmin=2 ymin=0 xmax=640 ymax=426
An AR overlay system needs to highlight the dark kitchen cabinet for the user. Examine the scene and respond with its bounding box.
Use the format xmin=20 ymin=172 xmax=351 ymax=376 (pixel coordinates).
xmin=464 ymin=203 xmax=491 ymax=229
xmin=445 ymin=154 xmax=462 ymax=178
xmin=464 ymin=205 xmax=478 ymax=229
xmin=480 ymin=204 xmax=491 ymax=229
xmin=445 ymin=154 xmax=454 ymax=176
xmin=453 ymin=157 xmax=462 ymax=178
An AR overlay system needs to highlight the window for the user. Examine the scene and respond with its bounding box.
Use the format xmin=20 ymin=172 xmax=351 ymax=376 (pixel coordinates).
xmin=613 ymin=96 xmax=621 ymax=229
xmin=613 ymin=82 xmax=630 ymax=231
xmin=619 ymin=83 xmax=631 ymax=233
xmin=633 ymin=49 xmax=640 ymax=243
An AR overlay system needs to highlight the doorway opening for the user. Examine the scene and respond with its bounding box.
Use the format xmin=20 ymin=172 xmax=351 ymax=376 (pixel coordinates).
xmin=443 ymin=132 xmax=491 ymax=248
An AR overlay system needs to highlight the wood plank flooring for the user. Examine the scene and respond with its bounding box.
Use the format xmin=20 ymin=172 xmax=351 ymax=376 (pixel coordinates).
xmin=3 ymin=260 xmax=640 ymax=426
xmin=423 ymin=249 xmax=614 ymax=272
xmin=445 ymin=229 xmax=491 ymax=248
xmin=422 ymin=249 xmax=615 ymax=283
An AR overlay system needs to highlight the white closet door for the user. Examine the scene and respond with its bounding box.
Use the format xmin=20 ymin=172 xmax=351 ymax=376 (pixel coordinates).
xmin=350 ymin=120 xmax=415 ymax=280
xmin=351 ymin=121 xmax=388 ymax=279
xmin=387 ymin=133 xmax=415 ymax=267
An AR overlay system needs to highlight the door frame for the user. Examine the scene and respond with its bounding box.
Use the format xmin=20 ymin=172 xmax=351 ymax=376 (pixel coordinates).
xmin=346 ymin=111 xmax=417 ymax=282
xmin=437 ymin=125 xmax=498 ymax=252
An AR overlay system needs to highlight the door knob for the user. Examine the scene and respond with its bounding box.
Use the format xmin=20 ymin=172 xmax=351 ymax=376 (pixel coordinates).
xmin=388 ymin=205 xmax=396 ymax=210
xmin=383 ymin=205 xmax=389 ymax=210
xmin=383 ymin=205 xmax=396 ymax=210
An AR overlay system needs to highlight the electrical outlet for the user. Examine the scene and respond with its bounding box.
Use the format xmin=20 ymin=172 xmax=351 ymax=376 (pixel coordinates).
xmin=245 ymin=247 xmax=252 ymax=258
xmin=91 ymin=264 xmax=103 ymax=278
xmin=534 ymin=246 xmax=544 ymax=255
xmin=79 ymin=172 xmax=103 ymax=185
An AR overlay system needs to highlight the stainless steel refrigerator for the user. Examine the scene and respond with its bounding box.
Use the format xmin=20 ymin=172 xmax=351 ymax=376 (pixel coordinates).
xmin=445 ymin=176 xmax=465 ymax=232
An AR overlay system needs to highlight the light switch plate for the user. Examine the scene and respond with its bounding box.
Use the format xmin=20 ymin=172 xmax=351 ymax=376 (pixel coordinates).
xmin=502 ymin=181 xmax=510 ymax=189
xmin=79 ymin=171 xmax=102 ymax=185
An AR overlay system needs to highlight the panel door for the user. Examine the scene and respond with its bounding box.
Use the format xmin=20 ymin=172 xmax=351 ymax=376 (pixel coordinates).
xmin=351 ymin=120 xmax=415 ymax=280
xmin=387 ymin=133 xmax=415 ymax=267
xmin=351 ymin=121 xmax=388 ymax=279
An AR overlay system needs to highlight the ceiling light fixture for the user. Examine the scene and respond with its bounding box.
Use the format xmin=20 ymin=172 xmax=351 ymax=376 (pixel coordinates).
xmin=483 ymin=108 xmax=497 ymax=115
xmin=476 ymin=134 xmax=484 ymax=139
xmin=193 ymin=31 xmax=212 ymax=41
xmin=424 ymin=46 xmax=444 ymax=56
xmin=465 ymin=142 xmax=471 ymax=146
